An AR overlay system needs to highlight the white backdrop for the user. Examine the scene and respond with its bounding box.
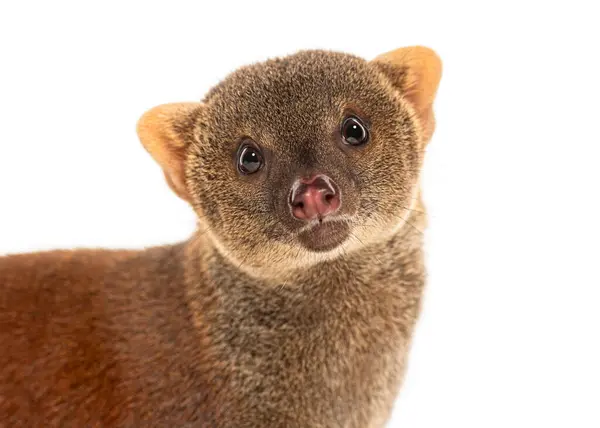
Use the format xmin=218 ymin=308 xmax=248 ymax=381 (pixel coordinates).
xmin=1 ymin=1 xmax=599 ymax=427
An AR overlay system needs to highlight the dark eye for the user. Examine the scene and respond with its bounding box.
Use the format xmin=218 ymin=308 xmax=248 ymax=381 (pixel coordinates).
xmin=341 ymin=116 xmax=369 ymax=146
xmin=237 ymin=142 xmax=264 ymax=175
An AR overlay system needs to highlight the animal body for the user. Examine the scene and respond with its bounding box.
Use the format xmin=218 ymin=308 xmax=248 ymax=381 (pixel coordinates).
xmin=0 ymin=46 xmax=442 ymax=427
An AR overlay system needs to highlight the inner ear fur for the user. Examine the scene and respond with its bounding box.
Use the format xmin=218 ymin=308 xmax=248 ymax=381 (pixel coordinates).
xmin=372 ymin=46 xmax=442 ymax=142
xmin=136 ymin=102 xmax=203 ymax=202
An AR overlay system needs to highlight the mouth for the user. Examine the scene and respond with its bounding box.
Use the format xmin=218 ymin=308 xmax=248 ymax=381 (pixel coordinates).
xmin=296 ymin=218 xmax=350 ymax=252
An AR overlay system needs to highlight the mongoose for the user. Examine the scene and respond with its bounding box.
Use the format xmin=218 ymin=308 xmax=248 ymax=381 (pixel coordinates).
xmin=0 ymin=46 xmax=442 ymax=427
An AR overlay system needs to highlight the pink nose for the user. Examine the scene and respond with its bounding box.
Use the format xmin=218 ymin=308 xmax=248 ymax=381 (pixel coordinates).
xmin=289 ymin=174 xmax=341 ymax=221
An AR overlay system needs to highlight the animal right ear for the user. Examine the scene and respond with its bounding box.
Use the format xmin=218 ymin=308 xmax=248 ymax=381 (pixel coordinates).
xmin=136 ymin=103 xmax=203 ymax=202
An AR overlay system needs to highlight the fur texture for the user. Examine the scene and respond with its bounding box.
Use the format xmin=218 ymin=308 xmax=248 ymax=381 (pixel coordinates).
xmin=0 ymin=46 xmax=441 ymax=427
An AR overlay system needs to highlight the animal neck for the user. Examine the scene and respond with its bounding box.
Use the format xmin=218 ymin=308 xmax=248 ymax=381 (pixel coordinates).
xmin=183 ymin=209 xmax=425 ymax=317
xmin=177 ymin=212 xmax=426 ymax=427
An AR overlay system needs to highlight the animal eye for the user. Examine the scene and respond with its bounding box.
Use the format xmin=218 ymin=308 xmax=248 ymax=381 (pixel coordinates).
xmin=237 ymin=142 xmax=264 ymax=175
xmin=341 ymin=116 xmax=369 ymax=146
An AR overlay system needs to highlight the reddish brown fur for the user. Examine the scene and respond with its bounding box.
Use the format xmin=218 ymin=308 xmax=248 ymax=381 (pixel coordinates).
xmin=0 ymin=46 xmax=441 ymax=427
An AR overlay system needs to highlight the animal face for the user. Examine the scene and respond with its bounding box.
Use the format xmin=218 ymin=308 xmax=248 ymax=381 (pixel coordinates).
xmin=137 ymin=47 xmax=441 ymax=278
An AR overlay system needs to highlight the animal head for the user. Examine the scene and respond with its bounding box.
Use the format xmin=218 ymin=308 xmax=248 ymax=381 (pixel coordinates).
xmin=137 ymin=46 xmax=442 ymax=279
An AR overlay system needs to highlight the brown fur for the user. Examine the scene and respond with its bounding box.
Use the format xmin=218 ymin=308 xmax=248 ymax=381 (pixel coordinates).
xmin=0 ymin=46 xmax=442 ymax=427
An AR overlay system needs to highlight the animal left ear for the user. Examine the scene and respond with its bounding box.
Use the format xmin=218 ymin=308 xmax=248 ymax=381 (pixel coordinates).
xmin=136 ymin=102 xmax=203 ymax=202
xmin=372 ymin=46 xmax=442 ymax=142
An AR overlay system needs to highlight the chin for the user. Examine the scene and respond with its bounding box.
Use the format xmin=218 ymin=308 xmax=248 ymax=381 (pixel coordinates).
xmin=211 ymin=219 xmax=357 ymax=280
xmin=296 ymin=220 xmax=351 ymax=253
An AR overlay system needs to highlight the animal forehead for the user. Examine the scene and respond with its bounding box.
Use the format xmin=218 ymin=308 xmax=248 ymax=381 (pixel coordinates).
xmin=204 ymin=51 xmax=387 ymax=144
xmin=206 ymin=51 xmax=380 ymax=112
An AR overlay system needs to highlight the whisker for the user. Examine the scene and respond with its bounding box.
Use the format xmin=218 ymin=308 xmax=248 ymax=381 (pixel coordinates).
xmin=349 ymin=232 xmax=386 ymax=267
xmin=393 ymin=214 xmax=424 ymax=236
xmin=359 ymin=199 xmax=427 ymax=216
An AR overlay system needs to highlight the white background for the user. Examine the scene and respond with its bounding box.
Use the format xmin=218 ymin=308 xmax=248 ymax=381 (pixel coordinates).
xmin=1 ymin=1 xmax=599 ymax=427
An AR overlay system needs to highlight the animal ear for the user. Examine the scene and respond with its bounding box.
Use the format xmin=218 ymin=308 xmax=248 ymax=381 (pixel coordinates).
xmin=372 ymin=46 xmax=442 ymax=141
xmin=136 ymin=102 xmax=203 ymax=202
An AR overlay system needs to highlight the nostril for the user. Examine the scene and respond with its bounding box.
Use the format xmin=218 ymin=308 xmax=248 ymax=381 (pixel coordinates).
xmin=289 ymin=174 xmax=341 ymax=221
